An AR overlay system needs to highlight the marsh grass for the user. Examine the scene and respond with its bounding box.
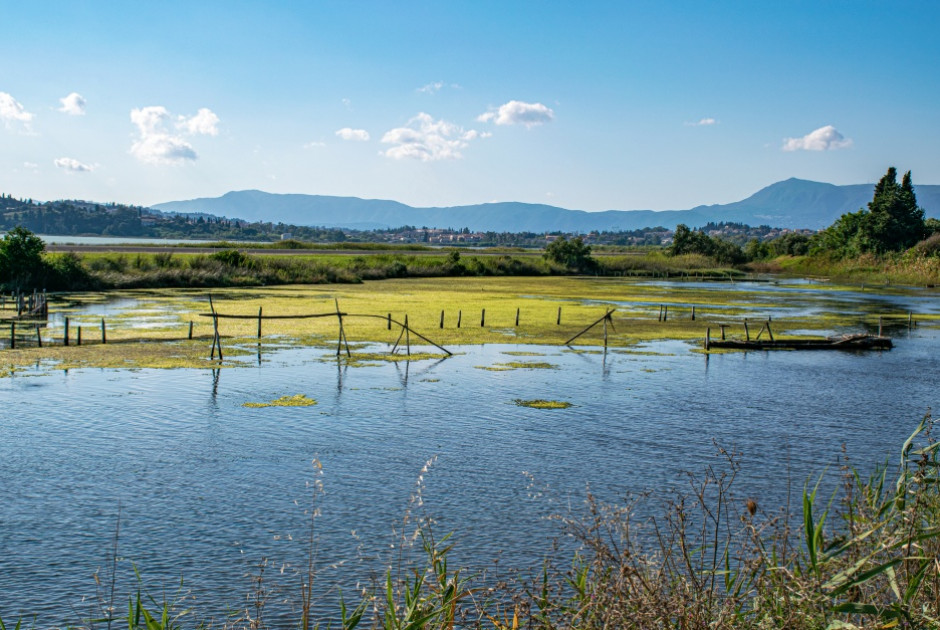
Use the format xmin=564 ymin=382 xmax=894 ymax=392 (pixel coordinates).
xmin=243 ymin=394 xmax=317 ymax=408
xmin=2 ymin=276 xmax=931 ymax=373
xmin=513 ymin=399 xmax=573 ymax=409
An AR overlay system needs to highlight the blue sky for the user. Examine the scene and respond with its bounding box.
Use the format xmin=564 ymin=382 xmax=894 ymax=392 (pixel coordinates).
xmin=2 ymin=1 xmax=938 ymax=212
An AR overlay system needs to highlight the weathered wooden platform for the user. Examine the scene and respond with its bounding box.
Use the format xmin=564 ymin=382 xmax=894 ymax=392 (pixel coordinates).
xmin=707 ymin=333 xmax=893 ymax=351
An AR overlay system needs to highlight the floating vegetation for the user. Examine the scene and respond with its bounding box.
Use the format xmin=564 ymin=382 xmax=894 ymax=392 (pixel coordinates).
xmin=243 ymin=394 xmax=317 ymax=408
xmin=324 ymin=351 xmax=450 ymax=367
xmin=475 ymin=361 xmax=558 ymax=371
xmin=502 ymin=351 xmax=546 ymax=357
xmin=513 ymin=399 xmax=572 ymax=409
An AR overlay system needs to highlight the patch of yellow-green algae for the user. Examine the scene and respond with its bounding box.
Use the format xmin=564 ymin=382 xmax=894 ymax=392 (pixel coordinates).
xmin=243 ymin=394 xmax=317 ymax=408
xmin=2 ymin=276 xmax=932 ymax=373
xmin=514 ymin=399 xmax=573 ymax=409
xmin=476 ymin=361 xmax=558 ymax=371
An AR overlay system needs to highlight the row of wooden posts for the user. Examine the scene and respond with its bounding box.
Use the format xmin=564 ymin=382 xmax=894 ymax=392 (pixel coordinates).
xmin=0 ymin=290 xmax=48 ymax=317
xmin=6 ymin=316 xmax=108 ymax=350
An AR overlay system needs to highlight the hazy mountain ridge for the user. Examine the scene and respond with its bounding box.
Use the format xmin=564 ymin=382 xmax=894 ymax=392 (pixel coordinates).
xmin=152 ymin=178 xmax=940 ymax=232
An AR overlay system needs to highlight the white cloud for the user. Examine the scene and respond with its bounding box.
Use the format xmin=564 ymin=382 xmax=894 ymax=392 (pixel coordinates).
xmin=335 ymin=127 xmax=370 ymax=142
xmin=381 ymin=112 xmax=486 ymax=161
xmin=59 ymin=92 xmax=86 ymax=116
xmin=0 ymin=92 xmax=34 ymax=130
xmin=304 ymin=140 xmax=327 ymax=148
xmin=23 ymin=161 xmax=38 ymax=169
xmin=782 ymin=125 xmax=852 ymax=151
xmin=177 ymin=108 xmax=220 ymax=136
xmin=686 ymin=117 xmax=717 ymax=126
xmin=342 ymin=98 xmax=352 ymax=110
xmin=130 ymin=105 xmax=217 ymax=164
xmin=54 ymin=157 xmax=95 ymax=172
xmin=477 ymin=100 xmax=554 ymax=127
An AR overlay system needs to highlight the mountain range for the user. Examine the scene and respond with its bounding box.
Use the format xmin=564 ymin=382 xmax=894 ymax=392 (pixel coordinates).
xmin=152 ymin=178 xmax=940 ymax=233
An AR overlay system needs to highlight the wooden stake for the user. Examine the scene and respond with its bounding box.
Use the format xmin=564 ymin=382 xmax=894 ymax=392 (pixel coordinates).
xmin=457 ymin=310 xmax=462 ymax=328
xmin=77 ymin=326 xmax=82 ymax=346
xmin=557 ymin=306 xmax=562 ymax=325
xmin=744 ymin=318 xmax=750 ymax=342
xmin=101 ymin=318 xmax=106 ymax=344
xmin=387 ymin=312 xmax=392 ymax=330
xmin=481 ymin=308 xmax=485 ymax=327
xmin=189 ymin=321 xmax=194 ymax=339
xmin=565 ymin=309 xmax=616 ymax=345
xmin=719 ymin=324 xmax=727 ymax=340
xmin=440 ymin=310 xmax=444 ymax=329
xmin=603 ymin=313 xmax=608 ymax=348
xmin=258 ymin=306 xmax=263 ymax=338
xmin=515 ymin=307 xmax=520 ymax=327
xmin=10 ymin=321 xmax=14 ymax=349
xmin=766 ymin=320 xmax=774 ymax=342
xmin=878 ymin=316 xmax=883 ymax=337
xmin=909 ymin=311 xmax=913 ymax=330
xmin=36 ymin=324 xmax=42 ymax=348
xmin=64 ymin=317 xmax=70 ymax=347
xmin=405 ymin=314 xmax=411 ymax=356
xmin=691 ymin=305 xmax=696 ymax=321
xmin=705 ymin=327 xmax=711 ymax=351
xmin=663 ymin=305 xmax=668 ymax=322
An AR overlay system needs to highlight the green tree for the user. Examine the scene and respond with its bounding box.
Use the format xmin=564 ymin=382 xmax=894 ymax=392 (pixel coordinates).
xmin=0 ymin=226 xmax=46 ymax=290
xmin=818 ymin=167 xmax=926 ymax=255
xmin=543 ymin=236 xmax=596 ymax=272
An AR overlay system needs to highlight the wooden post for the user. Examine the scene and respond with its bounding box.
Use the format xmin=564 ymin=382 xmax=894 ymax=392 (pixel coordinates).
xmin=603 ymin=313 xmax=608 ymax=348
xmin=77 ymin=326 xmax=82 ymax=346
xmin=515 ymin=307 xmax=520 ymax=327
xmin=909 ymin=311 xmax=913 ymax=330
xmin=10 ymin=321 xmax=14 ymax=349
xmin=258 ymin=307 xmax=263 ymax=338
xmin=878 ymin=316 xmax=883 ymax=337
xmin=101 ymin=318 xmax=106 ymax=344
xmin=440 ymin=310 xmax=444 ymax=329
xmin=691 ymin=305 xmax=696 ymax=321
xmin=64 ymin=317 xmax=70 ymax=347
xmin=36 ymin=324 xmax=42 ymax=348
xmin=405 ymin=314 xmax=411 ymax=356
xmin=387 ymin=313 xmax=392 ymax=330
xmin=744 ymin=318 xmax=750 ymax=342
xmin=766 ymin=320 xmax=774 ymax=342
xmin=705 ymin=327 xmax=711 ymax=351
xmin=481 ymin=308 xmax=485 ymax=327
xmin=557 ymin=306 xmax=562 ymax=325
xmin=457 ymin=310 xmax=462 ymax=328
xmin=658 ymin=305 xmax=662 ymax=322
xmin=719 ymin=324 xmax=727 ymax=340
xmin=189 ymin=321 xmax=194 ymax=340
xmin=663 ymin=305 xmax=668 ymax=322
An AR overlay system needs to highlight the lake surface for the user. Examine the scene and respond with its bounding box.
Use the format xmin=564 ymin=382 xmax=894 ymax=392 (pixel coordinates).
xmin=1 ymin=285 xmax=939 ymax=625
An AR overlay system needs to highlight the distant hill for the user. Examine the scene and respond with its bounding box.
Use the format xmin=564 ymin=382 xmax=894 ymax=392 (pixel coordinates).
xmin=151 ymin=179 xmax=940 ymax=232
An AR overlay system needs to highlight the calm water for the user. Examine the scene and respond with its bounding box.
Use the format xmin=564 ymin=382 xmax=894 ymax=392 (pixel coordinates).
xmin=1 ymin=289 xmax=939 ymax=624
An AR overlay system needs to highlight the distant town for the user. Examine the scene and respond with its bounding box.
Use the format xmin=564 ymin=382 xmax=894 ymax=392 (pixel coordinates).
xmin=1 ymin=193 xmax=813 ymax=248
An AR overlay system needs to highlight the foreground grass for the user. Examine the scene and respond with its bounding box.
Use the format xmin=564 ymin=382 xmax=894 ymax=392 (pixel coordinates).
xmin=3 ymin=414 xmax=939 ymax=629
xmin=2 ymin=276 xmax=936 ymax=372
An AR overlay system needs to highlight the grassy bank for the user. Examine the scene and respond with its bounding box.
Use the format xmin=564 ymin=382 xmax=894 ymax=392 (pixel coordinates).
xmin=750 ymin=252 xmax=940 ymax=286
xmin=2 ymin=414 xmax=938 ymax=629
xmin=35 ymin=248 xmax=744 ymax=292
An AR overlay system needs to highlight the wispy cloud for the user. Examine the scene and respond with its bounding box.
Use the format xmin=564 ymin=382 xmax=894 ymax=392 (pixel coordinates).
xmin=59 ymin=92 xmax=86 ymax=116
xmin=477 ymin=100 xmax=554 ymax=128
xmin=381 ymin=112 xmax=486 ymax=161
xmin=130 ymin=105 xmax=219 ymax=164
xmin=685 ymin=117 xmax=717 ymax=126
xmin=54 ymin=157 xmax=95 ymax=172
xmin=1 ymin=92 xmax=34 ymax=131
xmin=303 ymin=140 xmax=326 ymax=148
xmin=416 ymin=81 xmax=460 ymax=94
xmin=335 ymin=127 xmax=370 ymax=141
xmin=782 ymin=125 xmax=852 ymax=151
